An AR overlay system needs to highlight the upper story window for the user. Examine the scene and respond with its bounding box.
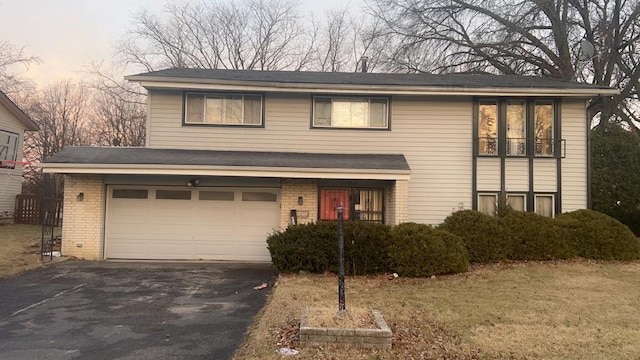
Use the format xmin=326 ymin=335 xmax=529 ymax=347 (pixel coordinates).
xmin=477 ymin=99 xmax=557 ymax=157
xmin=0 ymin=130 xmax=19 ymax=168
xmin=184 ymin=92 xmax=263 ymax=126
xmin=313 ymin=96 xmax=389 ymax=129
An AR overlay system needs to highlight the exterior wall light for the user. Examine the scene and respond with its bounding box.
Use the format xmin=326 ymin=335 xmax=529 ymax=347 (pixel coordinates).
xmin=77 ymin=192 xmax=84 ymax=201
xmin=298 ymin=196 xmax=304 ymax=205
xmin=187 ymin=179 xmax=200 ymax=187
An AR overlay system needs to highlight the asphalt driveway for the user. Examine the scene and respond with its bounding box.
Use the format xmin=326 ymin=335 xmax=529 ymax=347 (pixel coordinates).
xmin=0 ymin=261 xmax=274 ymax=360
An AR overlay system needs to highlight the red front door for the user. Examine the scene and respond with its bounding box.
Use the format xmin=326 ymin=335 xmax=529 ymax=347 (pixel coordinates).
xmin=320 ymin=189 xmax=350 ymax=220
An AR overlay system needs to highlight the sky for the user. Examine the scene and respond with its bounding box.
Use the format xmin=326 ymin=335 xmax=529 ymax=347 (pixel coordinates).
xmin=0 ymin=0 xmax=361 ymax=88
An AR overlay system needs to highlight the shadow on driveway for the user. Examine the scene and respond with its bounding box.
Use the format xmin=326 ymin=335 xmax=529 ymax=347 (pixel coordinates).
xmin=0 ymin=261 xmax=274 ymax=360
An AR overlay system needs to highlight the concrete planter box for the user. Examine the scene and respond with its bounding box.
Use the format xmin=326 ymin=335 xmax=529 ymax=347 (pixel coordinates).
xmin=299 ymin=307 xmax=392 ymax=349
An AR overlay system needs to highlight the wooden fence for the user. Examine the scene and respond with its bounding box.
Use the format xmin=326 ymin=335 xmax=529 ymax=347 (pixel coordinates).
xmin=14 ymin=195 xmax=63 ymax=226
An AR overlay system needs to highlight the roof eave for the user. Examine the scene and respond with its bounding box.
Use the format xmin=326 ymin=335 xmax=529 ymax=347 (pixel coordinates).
xmin=125 ymin=75 xmax=620 ymax=97
xmin=0 ymin=92 xmax=39 ymax=131
xmin=39 ymin=162 xmax=411 ymax=181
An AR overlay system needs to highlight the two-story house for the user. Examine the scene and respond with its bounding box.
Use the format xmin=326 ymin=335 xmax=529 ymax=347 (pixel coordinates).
xmin=40 ymin=69 xmax=617 ymax=261
xmin=0 ymin=90 xmax=38 ymax=222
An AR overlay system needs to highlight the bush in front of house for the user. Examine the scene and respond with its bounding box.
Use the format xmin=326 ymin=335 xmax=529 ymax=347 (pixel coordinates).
xmin=556 ymin=209 xmax=640 ymax=260
xmin=388 ymin=222 xmax=469 ymax=277
xmin=439 ymin=210 xmax=512 ymax=263
xmin=267 ymin=221 xmax=392 ymax=275
xmin=267 ymin=221 xmax=339 ymax=273
xmin=501 ymin=211 xmax=577 ymax=260
xmin=343 ymin=221 xmax=393 ymax=275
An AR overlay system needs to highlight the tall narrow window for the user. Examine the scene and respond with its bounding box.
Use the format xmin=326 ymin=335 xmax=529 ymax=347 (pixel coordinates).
xmin=535 ymin=195 xmax=554 ymax=217
xmin=478 ymin=102 xmax=498 ymax=155
xmin=535 ymin=102 xmax=554 ymax=156
xmin=478 ymin=194 xmax=497 ymax=216
xmin=507 ymin=194 xmax=526 ymax=211
xmin=506 ymin=100 xmax=526 ymax=156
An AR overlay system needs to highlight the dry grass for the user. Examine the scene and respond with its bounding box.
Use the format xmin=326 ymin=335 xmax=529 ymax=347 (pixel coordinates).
xmin=234 ymin=260 xmax=640 ymax=360
xmin=306 ymin=306 xmax=376 ymax=329
xmin=0 ymin=224 xmax=59 ymax=278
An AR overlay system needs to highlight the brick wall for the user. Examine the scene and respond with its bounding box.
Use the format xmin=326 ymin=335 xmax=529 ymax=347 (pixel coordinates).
xmin=280 ymin=178 xmax=318 ymax=229
xmin=61 ymin=175 xmax=104 ymax=260
xmin=386 ymin=180 xmax=408 ymax=225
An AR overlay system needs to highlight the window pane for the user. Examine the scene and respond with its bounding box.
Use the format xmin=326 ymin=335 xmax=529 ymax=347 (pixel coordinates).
xmin=479 ymin=195 xmax=496 ymax=216
xmin=507 ymin=195 xmax=525 ymax=211
xmin=156 ymin=190 xmax=192 ymax=200
xmin=536 ymin=195 xmax=554 ymax=217
xmin=199 ymin=191 xmax=235 ymax=201
xmin=370 ymin=99 xmax=387 ymax=128
xmin=243 ymin=95 xmax=262 ymax=124
xmin=205 ymin=96 xmax=223 ymax=123
xmin=224 ymin=95 xmax=243 ymax=124
xmin=242 ymin=192 xmax=277 ymax=202
xmin=332 ymin=99 xmax=368 ymax=127
xmin=507 ymin=100 xmax=526 ymax=156
xmin=186 ymin=94 xmax=205 ymax=123
xmin=355 ymin=189 xmax=384 ymax=222
xmin=314 ymin=98 xmax=332 ymax=126
xmin=113 ymin=189 xmax=148 ymax=199
xmin=478 ymin=103 xmax=497 ymax=155
xmin=535 ymin=102 xmax=554 ymax=156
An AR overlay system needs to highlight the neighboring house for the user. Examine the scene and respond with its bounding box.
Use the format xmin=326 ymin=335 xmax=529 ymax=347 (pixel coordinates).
xmin=0 ymin=90 xmax=38 ymax=222
xmin=40 ymin=69 xmax=617 ymax=261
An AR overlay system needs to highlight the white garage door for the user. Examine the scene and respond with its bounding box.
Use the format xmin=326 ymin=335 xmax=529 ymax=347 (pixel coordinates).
xmin=105 ymin=186 xmax=280 ymax=261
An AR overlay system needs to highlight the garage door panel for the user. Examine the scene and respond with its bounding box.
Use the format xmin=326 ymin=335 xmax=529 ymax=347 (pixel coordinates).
xmin=106 ymin=186 xmax=279 ymax=261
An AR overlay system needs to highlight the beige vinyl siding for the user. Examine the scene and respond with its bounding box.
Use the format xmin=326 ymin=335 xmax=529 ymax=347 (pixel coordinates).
xmin=0 ymin=104 xmax=26 ymax=217
xmin=533 ymin=158 xmax=557 ymax=192
xmin=561 ymin=99 xmax=588 ymax=212
xmin=476 ymin=157 xmax=501 ymax=191
xmin=504 ymin=158 xmax=528 ymax=191
xmin=148 ymin=90 xmax=472 ymax=224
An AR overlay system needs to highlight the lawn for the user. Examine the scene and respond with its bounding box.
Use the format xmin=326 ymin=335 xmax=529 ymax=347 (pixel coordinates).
xmin=234 ymin=260 xmax=640 ymax=359
xmin=0 ymin=224 xmax=59 ymax=278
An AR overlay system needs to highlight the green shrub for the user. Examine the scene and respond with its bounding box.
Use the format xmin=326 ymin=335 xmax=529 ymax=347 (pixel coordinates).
xmin=343 ymin=221 xmax=392 ymax=275
xmin=388 ymin=223 xmax=469 ymax=277
xmin=501 ymin=211 xmax=577 ymax=260
xmin=267 ymin=221 xmax=392 ymax=274
xmin=440 ymin=210 xmax=512 ymax=263
xmin=267 ymin=221 xmax=338 ymax=273
xmin=556 ymin=209 xmax=640 ymax=260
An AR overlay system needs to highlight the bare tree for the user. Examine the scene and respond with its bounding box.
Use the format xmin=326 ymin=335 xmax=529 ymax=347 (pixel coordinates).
xmin=367 ymin=0 xmax=640 ymax=130
xmin=88 ymin=62 xmax=146 ymax=147
xmin=22 ymin=80 xmax=94 ymax=192
xmin=118 ymin=0 xmax=314 ymax=71
xmin=0 ymin=40 xmax=39 ymax=95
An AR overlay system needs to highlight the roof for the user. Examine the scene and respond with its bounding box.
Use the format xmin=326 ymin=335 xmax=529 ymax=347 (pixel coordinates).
xmin=41 ymin=147 xmax=410 ymax=180
xmin=125 ymin=68 xmax=618 ymax=97
xmin=0 ymin=90 xmax=38 ymax=131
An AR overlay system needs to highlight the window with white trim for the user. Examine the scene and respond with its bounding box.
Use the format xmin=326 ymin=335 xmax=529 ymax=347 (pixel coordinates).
xmin=0 ymin=130 xmax=19 ymax=168
xmin=184 ymin=93 xmax=263 ymax=126
xmin=506 ymin=194 xmax=526 ymax=211
xmin=313 ymin=97 xmax=389 ymax=129
xmin=535 ymin=194 xmax=554 ymax=217
xmin=478 ymin=194 xmax=497 ymax=216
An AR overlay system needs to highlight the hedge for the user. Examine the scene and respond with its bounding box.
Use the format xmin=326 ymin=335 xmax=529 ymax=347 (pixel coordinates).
xmin=440 ymin=210 xmax=511 ymax=263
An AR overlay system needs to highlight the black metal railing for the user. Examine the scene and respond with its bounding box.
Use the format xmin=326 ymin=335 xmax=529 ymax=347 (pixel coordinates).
xmin=476 ymin=137 xmax=565 ymax=157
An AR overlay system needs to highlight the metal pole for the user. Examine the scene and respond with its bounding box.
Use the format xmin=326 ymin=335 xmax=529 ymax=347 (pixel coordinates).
xmin=337 ymin=206 xmax=346 ymax=315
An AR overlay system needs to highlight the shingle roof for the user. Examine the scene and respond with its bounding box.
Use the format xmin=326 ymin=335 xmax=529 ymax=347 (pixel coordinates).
xmin=43 ymin=147 xmax=410 ymax=171
xmin=127 ymin=68 xmax=614 ymax=91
